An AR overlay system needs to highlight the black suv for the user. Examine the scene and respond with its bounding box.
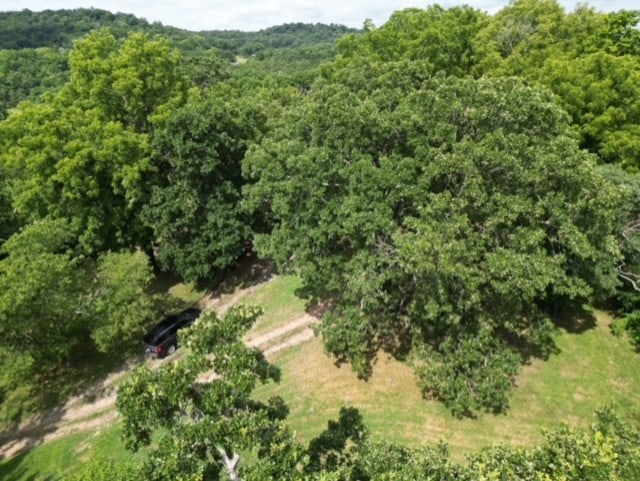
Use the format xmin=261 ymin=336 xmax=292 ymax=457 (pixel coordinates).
xmin=143 ymin=307 xmax=201 ymax=358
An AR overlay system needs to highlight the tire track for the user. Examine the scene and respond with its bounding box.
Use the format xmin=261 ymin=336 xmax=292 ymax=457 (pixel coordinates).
xmin=0 ymin=279 xmax=320 ymax=460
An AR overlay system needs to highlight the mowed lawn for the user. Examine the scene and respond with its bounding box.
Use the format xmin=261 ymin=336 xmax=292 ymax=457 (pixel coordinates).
xmin=248 ymin=285 xmax=640 ymax=457
xmin=2 ymin=274 xmax=640 ymax=479
xmin=245 ymin=275 xmax=307 ymax=338
xmin=0 ymin=423 xmax=127 ymax=480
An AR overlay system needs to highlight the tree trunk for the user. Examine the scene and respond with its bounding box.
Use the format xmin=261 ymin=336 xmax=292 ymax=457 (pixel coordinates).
xmin=216 ymin=446 xmax=241 ymax=481
xmin=142 ymin=243 xmax=161 ymax=274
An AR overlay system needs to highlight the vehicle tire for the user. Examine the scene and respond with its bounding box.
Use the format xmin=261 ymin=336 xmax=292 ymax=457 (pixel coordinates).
xmin=167 ymin=344 xmax=176 ymax=356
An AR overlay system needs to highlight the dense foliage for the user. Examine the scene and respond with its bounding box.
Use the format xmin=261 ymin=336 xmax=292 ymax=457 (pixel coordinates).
xmin=0 ymin=9 xmax=145 ymax=49
xmin=241 ymin=0 xmax=640 ymax=415
xmin=0 ymin=9 xmax=355 ymax=55
xmin=116 ymin=306 xmax=290 ymax=480
xmin=245 ymin=67 xmax=621 ymax=415
xmin=0 ymin=30 xmax=183 ymax=253
xmin=0 ymin=9 xmax=351 ymax=116
xmin=0 ymin=48 xmax=68 ymax=119
xmin=146 ymin=84 xmax=265 ymax=282
xmin=0 ymin=219 xmax=158 ymax=372
xmin=2 ymin=1 xmax=640 ymax=477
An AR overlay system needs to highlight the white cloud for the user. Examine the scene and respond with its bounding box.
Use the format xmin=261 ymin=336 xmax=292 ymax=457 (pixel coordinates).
xmin=1 ymin=1 xmax=637 ymax=31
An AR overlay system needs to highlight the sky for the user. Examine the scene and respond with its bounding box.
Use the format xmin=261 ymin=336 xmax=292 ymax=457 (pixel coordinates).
xmin=1 ymin=1 xmax=638 ymax=32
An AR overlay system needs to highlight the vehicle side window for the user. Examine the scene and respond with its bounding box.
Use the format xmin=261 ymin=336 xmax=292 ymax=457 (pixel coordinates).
xmin=178 ymin=317 xmax=193 ymax=329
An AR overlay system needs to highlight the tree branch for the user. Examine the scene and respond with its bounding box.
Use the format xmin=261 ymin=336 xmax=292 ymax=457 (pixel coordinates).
xmin=618 ymin=262 xmax=640 ymax=292
xmin=216 ymin=446 xmax=241 ymax=481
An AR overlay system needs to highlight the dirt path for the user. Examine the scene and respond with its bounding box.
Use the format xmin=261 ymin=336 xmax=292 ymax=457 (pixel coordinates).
xmin=0 ymin=277 xmax=319 ymax=460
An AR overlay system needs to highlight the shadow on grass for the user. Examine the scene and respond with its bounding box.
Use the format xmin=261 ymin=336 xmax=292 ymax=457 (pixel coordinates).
xmin=201 ymin=253 xmax=275 ymax=300
xmin=0 ymin=449 xmax=55 ymax=481
xmin=553 ymin=308 xmax=597 ymax=334
xmin=0 ymin=338 xmax=143 ymax=462
xmin=34 ymin=337 xmax=141 ymax=414
xmin=0 ymin=405 xmax=67 ymax=472
xmin=501 ymin=307 xmax=598 ymax=364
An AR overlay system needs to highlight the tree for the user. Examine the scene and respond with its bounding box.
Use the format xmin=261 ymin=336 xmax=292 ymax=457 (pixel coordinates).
xmin=333 ymin=5 xmax=486 ymax=77
xmin=467 ymin=408 xmax=640 ymax=480
xmin=472 ymin=0 xmax=640 ymax=168
xmin=244 ymin=67 xmax=621 ymax=416
xmin=0 ymin=99 xmax=153 ymax=252
xmin=88 ymin=250 xmax=158 ymax=352
xmin=68 ymin=29 xmax=185 ymax=133
xmin=0 ymin=30 xmax=186 ymax=254
xmin=145 ymin=83 xmax=264 ymax=282
xmin=116 ymin=305 xmax=291 ymax=480
xmin=597 ymin=165 xmax=640 ymax=348
xmin=471 ymin=0 xmax=566 ymax=76
xmin=0 ymin=219 xmax=158 ymax=373
xmin=0 ymin=163 xmax=19 ymax=247
xmin=538 ymin=52 xmax=640 ymax=169
xmin=0 ymin=219 xmax=89 ymax=367
xmin=76 ymin=406 xmax=640 ymax=480
xmin=0 ymin=47 xmax=68 ymax=120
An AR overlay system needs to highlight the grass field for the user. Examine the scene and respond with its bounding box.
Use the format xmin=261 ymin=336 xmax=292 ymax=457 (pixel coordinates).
xmin=2 ymin=273 xmax=640 ymax=478
xmin=248 ymin=296 xmax=640 ymax=458
xmin=0 ymin=423 xmax=125 ymax=480
xmin=263 ymin=323 xmax=640 ymax=452
xmin=245 ymin=275 xmax=307 ymax=337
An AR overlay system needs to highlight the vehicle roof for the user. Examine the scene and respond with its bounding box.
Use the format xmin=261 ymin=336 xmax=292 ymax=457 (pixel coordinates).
xmin=179 ymin=307 xmax=201 ymax=318
xmin=143 ymin=308 xmax=202 ymax=345
xmin=143 ymin=315 xmax=177 ymax=344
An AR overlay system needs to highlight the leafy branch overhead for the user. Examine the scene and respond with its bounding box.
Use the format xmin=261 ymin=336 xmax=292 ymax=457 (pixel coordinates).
xmin=116 ymin=306 xmax=290 ymax=480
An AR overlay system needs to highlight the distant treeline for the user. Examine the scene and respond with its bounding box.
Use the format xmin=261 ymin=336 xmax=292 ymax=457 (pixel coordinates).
xmin=0 ymin=8 xmax=357 ymax=118
xmin=0 ymin=9 xmax=357 ymax=57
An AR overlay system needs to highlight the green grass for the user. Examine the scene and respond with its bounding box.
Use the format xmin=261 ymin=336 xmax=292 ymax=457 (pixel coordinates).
xmin=251 ymin=300 xmax=640 ymax=458
xmin=3 ymin=272 xmax=640 ymax=479
xmin=0 ymin=422 xmax=132 ymax=480
xmin=245 ymin=275 xmax=307 ymax=338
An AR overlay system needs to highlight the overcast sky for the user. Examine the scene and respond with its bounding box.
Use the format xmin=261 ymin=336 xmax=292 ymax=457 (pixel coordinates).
xmin=1 ymin=1 xmax=638 ymax=31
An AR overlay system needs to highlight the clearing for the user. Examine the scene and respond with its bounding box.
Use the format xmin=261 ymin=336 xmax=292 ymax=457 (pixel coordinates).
xmin=1 ymin=263 xmax=640 ymax=478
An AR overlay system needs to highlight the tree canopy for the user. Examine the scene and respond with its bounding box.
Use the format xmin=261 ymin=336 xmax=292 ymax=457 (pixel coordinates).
xmin=0 ymin=30 xmax=186 ymax=253
xmin=244 ymin=65 xmax=622 ymax=415
xmin=145 ymin=83 xmax=265 ymax=282
xmin=0 ymin=219 xmax=158 ymax=372
xmin=2 ymin=2 xmax=640 ymax=476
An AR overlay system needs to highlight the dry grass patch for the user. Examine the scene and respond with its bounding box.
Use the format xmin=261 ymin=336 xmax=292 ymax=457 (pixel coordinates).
xmin=255 ymin=308 xmax=640 ymax=459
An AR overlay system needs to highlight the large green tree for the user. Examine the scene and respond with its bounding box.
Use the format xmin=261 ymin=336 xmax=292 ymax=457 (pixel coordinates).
xmin=473 ymin=0 xmax=640 ymax=168
xmin=334 ymin=5 xmax=486 ymax=76
xmin=0 ymin=99 xmax=153 ymax=252
xmin=0 ymin=29 xmax=186 ymax=254
xmin=80 ymin=401 xmax=640 ymax=480
xmin=145 ymin=84 xmax=265 ymax=282
xmin=0 ymin=219 xmax=158 ymax=372
xmin=329 ymin=2 xmax=640 ymax=169
xmin=244 ymin=67 xmax=621 ymax=416
xmin=0 ymin=219 xmax=89 ymax=367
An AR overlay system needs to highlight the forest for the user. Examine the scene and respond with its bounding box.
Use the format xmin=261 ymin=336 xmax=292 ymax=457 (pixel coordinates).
xmin=1 ymin=1 xmax=640 ymax=479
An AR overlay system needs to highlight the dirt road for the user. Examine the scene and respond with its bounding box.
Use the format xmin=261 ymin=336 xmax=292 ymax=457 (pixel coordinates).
xmin=0 ymin=276 xmax=319 ymax=460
